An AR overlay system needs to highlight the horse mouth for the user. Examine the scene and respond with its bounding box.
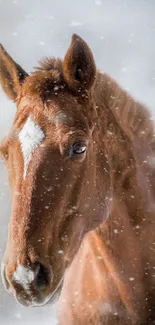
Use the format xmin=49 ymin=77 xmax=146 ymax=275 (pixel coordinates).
xmin=44 ymin=277 xmax=64 ymax=306
xmin=2 ymin=260 xmax=64 ymax=307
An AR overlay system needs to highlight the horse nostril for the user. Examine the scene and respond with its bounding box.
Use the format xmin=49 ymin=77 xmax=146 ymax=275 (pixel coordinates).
xmin=34 ymin=263 xmax=51 ymax=290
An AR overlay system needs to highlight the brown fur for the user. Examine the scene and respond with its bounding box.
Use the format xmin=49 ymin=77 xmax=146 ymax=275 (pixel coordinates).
xmin=0 ymin=34 xmax=155 ymax=324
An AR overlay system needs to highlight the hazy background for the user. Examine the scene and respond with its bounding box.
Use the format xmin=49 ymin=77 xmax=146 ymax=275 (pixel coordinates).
xmin=0 ymin=0 xmax=155 ymax=324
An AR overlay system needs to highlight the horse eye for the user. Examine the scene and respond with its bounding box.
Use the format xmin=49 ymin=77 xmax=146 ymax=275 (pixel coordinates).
xmin=70 ymin=142 xmax=87 ymax=157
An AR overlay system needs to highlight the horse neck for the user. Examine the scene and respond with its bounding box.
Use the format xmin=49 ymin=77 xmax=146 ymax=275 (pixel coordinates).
xmin=93 ymin=72 xmax=155 ymax=227
xmin=60 ymin=79 xmax=155 ymax=320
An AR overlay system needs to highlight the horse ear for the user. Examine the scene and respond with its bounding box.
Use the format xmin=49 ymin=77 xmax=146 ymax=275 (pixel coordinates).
xmin=0 ymin=44 xmax=28 ymax=102
xmin=63 ymin=34 xmax=96 ymax=91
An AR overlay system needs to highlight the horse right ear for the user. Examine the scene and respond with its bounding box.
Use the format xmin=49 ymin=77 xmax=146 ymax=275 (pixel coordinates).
xmin=0 ymin=44 xmax=28 ymax=102
xmin=63 ymin=34 xmax=96 ymax=91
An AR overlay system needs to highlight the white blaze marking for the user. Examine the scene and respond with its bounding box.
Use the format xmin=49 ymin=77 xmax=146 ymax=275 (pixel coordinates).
xmin=18 ymin=116 xmax=45 ymax=179
xmin=13 ymin=264 xmax=36 ymax=292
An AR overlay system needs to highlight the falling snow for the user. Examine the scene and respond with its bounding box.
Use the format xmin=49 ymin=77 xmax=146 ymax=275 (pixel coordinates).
xmin=1 ymin=0 xmax=155 ymax=324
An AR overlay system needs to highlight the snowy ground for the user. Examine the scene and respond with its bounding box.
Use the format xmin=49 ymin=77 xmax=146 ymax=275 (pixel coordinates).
xmin=1 ymin=0 xmax=155 ymax=324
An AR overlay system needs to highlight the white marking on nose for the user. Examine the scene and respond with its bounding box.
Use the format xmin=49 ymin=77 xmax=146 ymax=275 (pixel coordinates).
xmin=18 ymin=116 xmax=45 ymax=179
xmin=13 ymin=264 xmax=37 ymax=292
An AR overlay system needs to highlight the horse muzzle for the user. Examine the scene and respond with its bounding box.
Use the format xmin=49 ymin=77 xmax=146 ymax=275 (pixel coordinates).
xmin=1 ymin=261 xmax=62 ymax=307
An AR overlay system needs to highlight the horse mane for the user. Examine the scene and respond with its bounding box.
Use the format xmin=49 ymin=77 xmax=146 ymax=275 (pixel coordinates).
xmin=95 ymin=72 xmax=155 ymax=147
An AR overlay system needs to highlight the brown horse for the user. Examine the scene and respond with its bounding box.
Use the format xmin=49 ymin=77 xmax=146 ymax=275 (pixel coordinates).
xmin=0 ymin=34 xmax=155 ymax=325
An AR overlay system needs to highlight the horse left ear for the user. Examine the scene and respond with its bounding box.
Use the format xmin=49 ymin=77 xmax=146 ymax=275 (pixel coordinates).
xmin=0 ymin=44 xmax=28 ymax=102
xmin=63 ymin=34 xmax=96 ymax=91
